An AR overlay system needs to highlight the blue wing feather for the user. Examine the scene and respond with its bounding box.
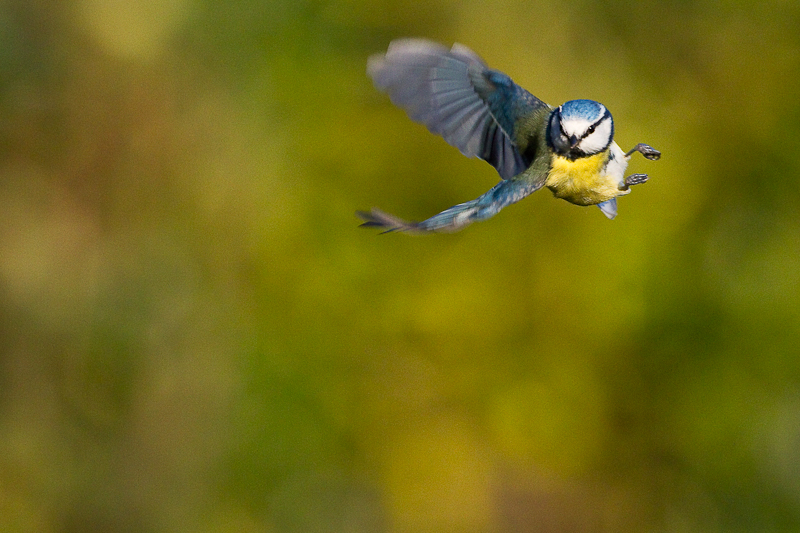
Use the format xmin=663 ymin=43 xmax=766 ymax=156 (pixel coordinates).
xmin=368 ymin=39 xmax=548 ymax=180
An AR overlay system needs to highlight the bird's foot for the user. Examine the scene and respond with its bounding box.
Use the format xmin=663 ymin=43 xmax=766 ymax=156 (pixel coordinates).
xmin=625 ymin=143 xmax=661 ymax=160
xmin=620 ymin=173 xmax=649 ymax=191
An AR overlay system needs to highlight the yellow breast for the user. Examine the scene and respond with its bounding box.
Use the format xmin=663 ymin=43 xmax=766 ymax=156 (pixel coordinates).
xmin=545 ymin=152 xmax=626 ymax=206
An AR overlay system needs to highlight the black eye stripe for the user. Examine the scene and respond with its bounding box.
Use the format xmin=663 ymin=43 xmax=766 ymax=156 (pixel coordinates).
xmin=581 ymin=116 xmax=606 ymax=139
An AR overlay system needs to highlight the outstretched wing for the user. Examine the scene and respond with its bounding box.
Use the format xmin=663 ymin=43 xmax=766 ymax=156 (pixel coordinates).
xmin=358 ymin=177 xmax=542 ymax=233
xmin=368 ymin=39 xmax=550 ymax=180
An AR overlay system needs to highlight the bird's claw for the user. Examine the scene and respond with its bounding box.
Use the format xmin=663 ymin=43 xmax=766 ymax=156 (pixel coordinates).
xmin=626 ymin=143 xmax=661 ymax=160
xmin=622 ymin=173 xmax=649 ymax=190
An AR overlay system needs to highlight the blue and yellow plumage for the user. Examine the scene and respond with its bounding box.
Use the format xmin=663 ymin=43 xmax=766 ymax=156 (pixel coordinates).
xmin=357 ymin=39 xmax=661 ymax=233
xmin=547 ymin=152 xmax=622 ymax=205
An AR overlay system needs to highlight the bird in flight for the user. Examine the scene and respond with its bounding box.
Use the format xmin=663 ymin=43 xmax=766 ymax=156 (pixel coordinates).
xmin=358 ymin=39 xmax=660 ymax=233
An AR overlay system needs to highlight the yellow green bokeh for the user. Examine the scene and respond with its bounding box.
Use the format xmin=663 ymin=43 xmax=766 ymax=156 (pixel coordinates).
xmin=2 ymin=0 xmax=800 ymax=531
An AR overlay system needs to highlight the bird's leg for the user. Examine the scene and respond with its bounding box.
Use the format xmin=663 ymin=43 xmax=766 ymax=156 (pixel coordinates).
xmin=625 ymin=143 xmax=661 ymax=160
xmin=620 ymin=143 xmax=659 ymax=191
xmin=620 ymin=173 xmax=649 ymax=191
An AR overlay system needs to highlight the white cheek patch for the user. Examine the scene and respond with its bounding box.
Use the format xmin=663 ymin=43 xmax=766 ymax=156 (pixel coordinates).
xmin=579 ymin=117 xmax=613 ymax=154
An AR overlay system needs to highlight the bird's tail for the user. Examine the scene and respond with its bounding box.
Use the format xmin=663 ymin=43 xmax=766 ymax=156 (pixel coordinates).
xmin=357 ymin=178 xmax=541 ymax=234
xmin=356 ymin=209 xmax=420 ymax=234
xmin=357 ymin=202 xmax=487 ymax=233
xmin=356 ymin=194 xmax=501 ymax=234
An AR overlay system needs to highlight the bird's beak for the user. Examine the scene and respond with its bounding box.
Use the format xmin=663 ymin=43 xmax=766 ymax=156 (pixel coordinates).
xmin=569 ymin=135 xmax=580 ymax=148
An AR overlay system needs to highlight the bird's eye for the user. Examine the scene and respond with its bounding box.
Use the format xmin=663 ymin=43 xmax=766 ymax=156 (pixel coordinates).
xmin=587 ymin=125 xmax=596 ymax=134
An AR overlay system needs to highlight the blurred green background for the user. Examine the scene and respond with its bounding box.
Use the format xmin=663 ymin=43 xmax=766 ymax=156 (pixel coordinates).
xmin=2 ymin=0 xmax=800 ymax=531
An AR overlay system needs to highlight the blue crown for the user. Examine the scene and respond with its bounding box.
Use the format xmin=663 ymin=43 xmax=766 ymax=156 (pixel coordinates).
xmin=560 ymin=99 xmax=606 ymax=122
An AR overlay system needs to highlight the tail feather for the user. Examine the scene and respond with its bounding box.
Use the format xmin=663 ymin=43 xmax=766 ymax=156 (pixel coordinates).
xmin=357 ymin=177 xmax=542 ymax=234
xmin=356 ymin=209 xmax=420 ymax=234
xmin=356 ymin=201 xmax=483 ymax=234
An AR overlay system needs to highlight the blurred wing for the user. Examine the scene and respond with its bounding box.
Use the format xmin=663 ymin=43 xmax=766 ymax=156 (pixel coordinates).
xmin=358 ymin=176 xmax=542 ymax=233
xmin=368 ymin=39 xmax=550 ymax=180
xmin=597 ymin=198 xmax=617 ymax=219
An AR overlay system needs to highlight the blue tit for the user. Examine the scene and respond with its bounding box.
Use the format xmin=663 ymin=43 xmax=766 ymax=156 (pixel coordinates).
xmin=357 ymin=39 xmax=661 ymax=233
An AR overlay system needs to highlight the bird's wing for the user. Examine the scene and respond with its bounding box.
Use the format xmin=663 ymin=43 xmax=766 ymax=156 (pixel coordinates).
xmin=368 ymin=39 xmax=550 ymax=180
xmin=357 ymin=176 xmax=542 ymax=233
xmin=597 ymin=198 xmax=618 ymax=219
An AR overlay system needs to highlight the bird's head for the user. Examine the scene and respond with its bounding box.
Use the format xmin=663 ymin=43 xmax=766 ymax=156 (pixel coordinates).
xmin=547 ymin=99 xmax=614 ymax=159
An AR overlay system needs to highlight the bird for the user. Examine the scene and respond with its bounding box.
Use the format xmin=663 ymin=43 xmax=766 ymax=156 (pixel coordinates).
xmin=357 ymin=39 xmax=661 ymax=233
